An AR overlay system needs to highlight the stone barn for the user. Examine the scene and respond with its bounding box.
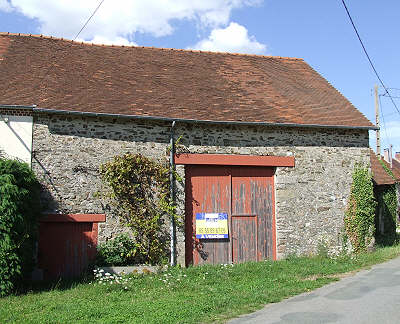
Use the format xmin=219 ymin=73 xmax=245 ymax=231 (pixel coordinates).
xmin=0 ymin=33 xmax=376 ymax=273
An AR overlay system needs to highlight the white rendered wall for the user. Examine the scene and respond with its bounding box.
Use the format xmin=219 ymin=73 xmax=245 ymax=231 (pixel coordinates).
xmin=0 ymin=115 xmax=33 ymax=165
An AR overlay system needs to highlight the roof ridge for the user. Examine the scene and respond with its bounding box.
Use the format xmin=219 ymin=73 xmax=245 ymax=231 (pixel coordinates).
xmin=0 ymin=32 xmax=304 ymax=61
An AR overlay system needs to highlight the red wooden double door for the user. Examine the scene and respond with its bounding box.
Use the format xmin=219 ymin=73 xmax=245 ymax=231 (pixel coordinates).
xmin=185 ymin=165 xmax=275 ymax=266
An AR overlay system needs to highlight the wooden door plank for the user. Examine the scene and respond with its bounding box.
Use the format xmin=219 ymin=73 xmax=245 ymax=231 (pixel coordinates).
xmin=185 ymin=165 xmax=231 ymax=266
xmin=231 ymin=166 xmax=275 ymax=261
xmin=232 ymin=216 xmax=258 ymax=263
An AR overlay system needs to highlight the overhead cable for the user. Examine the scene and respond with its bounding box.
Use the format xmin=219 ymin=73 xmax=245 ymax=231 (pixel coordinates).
xmin=341 ymin=0 xmax=400 ymax=117
xmin=74 ymin=0 xmax=106 ymax=41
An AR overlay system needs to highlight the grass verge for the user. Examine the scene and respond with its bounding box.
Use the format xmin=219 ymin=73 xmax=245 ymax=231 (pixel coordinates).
xmin=1 ymin=245 xmax=400 ymax=324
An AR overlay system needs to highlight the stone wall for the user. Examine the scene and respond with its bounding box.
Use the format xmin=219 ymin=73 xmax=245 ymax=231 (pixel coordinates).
xmin=32 ymin=113 xmax=370 ymax=264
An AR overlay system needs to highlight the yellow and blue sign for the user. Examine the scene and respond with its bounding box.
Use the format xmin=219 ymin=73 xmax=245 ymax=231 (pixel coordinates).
xmin=196 ymin=213 xmax=228 ymax=239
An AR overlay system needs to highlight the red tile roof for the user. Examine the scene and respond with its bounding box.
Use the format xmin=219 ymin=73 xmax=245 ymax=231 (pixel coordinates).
xmin=370 ymin=150 xmax=400 ymax=185
xmin=0 ymin=33 xmax=375 ymax=128
xmin=392 ymin=158 xmax=400 ymax=178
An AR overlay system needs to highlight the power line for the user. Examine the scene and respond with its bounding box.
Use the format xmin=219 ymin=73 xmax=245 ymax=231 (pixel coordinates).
xmin=341 ymin=0 xmax=400 ymax=117
xmin=35 ymin=0 xmax=106 ymax=102
xmin=382 ymin=88 xmax=400 ymax=98
xmin=74 ymin=0 xmax=106 ymax=41
xmin=385 ymin=111 xmax=400 ymax=118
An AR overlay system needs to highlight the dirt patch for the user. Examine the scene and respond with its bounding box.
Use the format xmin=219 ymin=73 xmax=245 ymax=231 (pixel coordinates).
xmin=302 ymin=270 xmax=360 ymax=281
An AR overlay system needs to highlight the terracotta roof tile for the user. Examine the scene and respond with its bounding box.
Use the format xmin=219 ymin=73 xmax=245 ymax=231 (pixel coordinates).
xmin=0 ymin=33 xmax=374 ymax=128
xmin=370 ymin=150 xmax=400 ymax=185
xmin=391 ymin=158 xmax=400 ymax=179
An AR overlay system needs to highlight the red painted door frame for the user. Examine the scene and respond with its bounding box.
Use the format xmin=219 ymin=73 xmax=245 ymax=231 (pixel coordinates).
xmin=178 ymin=154 xmax=293 ymax=265
xmin=175 ymin=153 xmax=295 ymax=167
xmin=185 ymin=165 xmax=275 ymax=265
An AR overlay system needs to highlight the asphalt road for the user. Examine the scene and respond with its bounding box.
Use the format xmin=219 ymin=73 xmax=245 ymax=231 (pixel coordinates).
xmin=229 ymin=256 xmax=400 ymax=324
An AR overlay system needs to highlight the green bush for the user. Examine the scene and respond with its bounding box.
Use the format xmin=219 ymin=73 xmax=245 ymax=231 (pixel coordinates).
xmin=0 ymin=158 xmax=41 ymax=296
xmin=96 ymin=233 xmax=138 ymax=266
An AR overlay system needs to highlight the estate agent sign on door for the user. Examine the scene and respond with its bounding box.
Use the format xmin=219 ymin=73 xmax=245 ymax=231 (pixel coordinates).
xmin=195 ymin=213 xmax=228 ymax=239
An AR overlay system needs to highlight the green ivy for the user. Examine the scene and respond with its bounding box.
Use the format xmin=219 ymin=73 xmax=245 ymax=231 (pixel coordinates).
xmin=378 ymin=158 xmax=396 ymax=180
xmin=344 ymin=166 xmax=377 ymax=253
xmin=99 ymin=153 xmax=177 ymax=265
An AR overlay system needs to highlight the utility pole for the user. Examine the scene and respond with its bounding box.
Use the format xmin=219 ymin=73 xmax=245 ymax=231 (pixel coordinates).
xmin=375 ymin=84 xmax=381 ymax=156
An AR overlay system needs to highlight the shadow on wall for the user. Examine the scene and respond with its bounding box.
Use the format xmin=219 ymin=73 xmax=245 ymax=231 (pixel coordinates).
xmin=31 ymin=150 xmax=62 ymax=213
xmin=39 ymin=182 xmax=61 ymax=213
xmin=375 ymin=185 xmax=397 ymax=246
xmin=35 ymin=114 xmax=370 ymax=148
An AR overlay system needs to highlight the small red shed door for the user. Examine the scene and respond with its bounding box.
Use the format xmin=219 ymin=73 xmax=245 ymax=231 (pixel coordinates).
xmin=185 ymin=165 xmax=275 ymax=266
xmin=38 ymin=218 xmax=99 ymax=280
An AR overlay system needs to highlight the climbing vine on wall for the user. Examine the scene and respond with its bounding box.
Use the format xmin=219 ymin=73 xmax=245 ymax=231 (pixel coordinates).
xmin=344 ymin=166 xmax=377 ymax=253
xmin=99 ymin=153 xmax=175 ymax=265
xmin=378 ymin=158 xmax=396 ymax=180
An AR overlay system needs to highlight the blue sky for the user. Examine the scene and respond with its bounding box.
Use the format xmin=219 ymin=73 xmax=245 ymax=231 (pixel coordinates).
xmin=1 ymin=0 xmax=399 ymax=156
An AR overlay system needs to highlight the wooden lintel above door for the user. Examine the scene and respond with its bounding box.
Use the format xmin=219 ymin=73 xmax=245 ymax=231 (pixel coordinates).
xmin=175 ymin=153 xmax=295 ymax=167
